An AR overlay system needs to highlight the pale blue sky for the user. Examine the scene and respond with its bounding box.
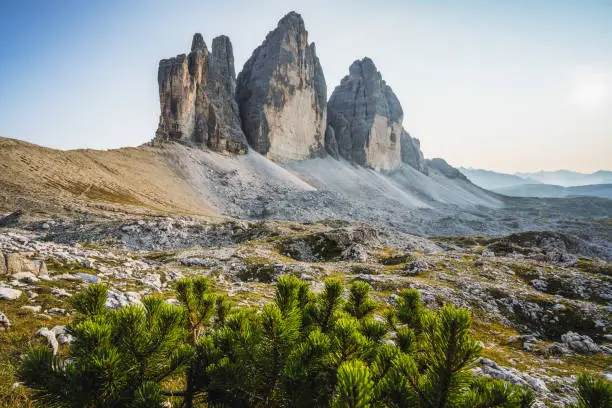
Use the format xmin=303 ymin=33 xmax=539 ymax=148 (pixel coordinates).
xmin=1 ymin=0 xmax=611 ymax=172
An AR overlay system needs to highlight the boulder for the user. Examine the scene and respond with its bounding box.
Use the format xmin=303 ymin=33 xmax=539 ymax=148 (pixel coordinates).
xmin=4 ymin=253 xmax=45 ymax=276
xmin=404 ymin=259 xmax=428 ymax=276
xmin=0 ymin=312 xmax=10 ymax=331
xmin=51 ymin=325 xmax=74 ymax=345
xmin=50 ymin=287 xmax=72 ymax=298
xmin=138 ymin=273 xmax=162 ymax=292
xmin=36 ymin=327 xmax=59 ymax=355
xmin=236 ymin=11 xmax=327 ymax=161
xmin=155 ymin=33 xmax=248 ymax=153
xmin=105 ymin=290 xmax=142 ymax=309
xmin=0 ymin=287 xmax=22 ymax=300
xmin=21 ymin=305 xmax=42 ymax=313
xmin=11 ymin=272 xmax=39 ymax=283
xmin=546 ymin=342 xmax=570 ymax=357
xmin=0 ymin=252 xmax=5 ymax=275
xmin=560 ymin=331 xmax=600 ymax=354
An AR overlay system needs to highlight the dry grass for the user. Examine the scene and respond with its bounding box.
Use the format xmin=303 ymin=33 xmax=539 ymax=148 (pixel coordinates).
xmin=0 ymin=293 xmax=71 ymax=407
xmin=0 ymin=137 xmax=216 ymax=217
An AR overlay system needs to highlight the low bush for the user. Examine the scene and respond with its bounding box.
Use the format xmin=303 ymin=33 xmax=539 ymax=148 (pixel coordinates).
xmin=24 ymin=275 xmax=605 ymax=407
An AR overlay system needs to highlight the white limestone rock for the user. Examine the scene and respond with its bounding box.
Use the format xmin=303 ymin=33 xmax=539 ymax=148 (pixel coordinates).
xmin=21 ymin=305 xmax=42 ymax=313
xmin=0 ymin=287 xmax=22 ymax=300
xmin=36 ymin=327 xmax=59 ymax=355
xmin=105 ymin=290 xmax=142 ymax=309
xmin=51 ymin=325 xmax=74 ymax=345
xmin=0 ymin=312 xmax=10 ymax=330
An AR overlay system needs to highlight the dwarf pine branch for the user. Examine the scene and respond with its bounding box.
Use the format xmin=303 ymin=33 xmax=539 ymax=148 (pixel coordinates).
xmin=20 ymin=277 xmax=604 ymax=407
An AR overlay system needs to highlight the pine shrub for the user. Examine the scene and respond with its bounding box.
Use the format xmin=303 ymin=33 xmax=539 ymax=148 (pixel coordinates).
xmin=24 ymin=277 xmax=599 ymax=407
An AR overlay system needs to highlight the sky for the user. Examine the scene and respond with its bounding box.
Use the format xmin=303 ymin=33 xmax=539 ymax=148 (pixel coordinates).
xmin=0 ymin=0 xmax=611 ymax=173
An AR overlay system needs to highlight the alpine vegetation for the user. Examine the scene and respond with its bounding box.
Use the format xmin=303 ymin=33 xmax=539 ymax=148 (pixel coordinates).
xmin=19 ymin=276 xmax=540 ymax=407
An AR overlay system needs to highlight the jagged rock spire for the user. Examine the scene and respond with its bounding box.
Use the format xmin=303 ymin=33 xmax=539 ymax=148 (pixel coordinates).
xmin=155 ymin=33 xmax=247 ymax=153
xmin=191 ymin=33 xmax=206 ymax=52
xmin=236 ymin=11 xmax=327 ymax=162
xmin=326 ymin=57 xmax=426 ymax=173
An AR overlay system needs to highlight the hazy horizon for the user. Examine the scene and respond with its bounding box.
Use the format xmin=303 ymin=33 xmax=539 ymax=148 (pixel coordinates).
xmin=1 ymin=0 xmax=611 ymax=173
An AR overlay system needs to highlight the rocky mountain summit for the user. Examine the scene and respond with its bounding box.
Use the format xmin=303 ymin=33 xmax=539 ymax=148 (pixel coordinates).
xmin=155 ymin=12 xmax=430 ymax=175
xmin=236 ymin=11 xmax=327 ymax=162
xmin=155 ymin=33 xmax=248 ymax=153
xmin=326 ymin=57 xmax=426 ymax=172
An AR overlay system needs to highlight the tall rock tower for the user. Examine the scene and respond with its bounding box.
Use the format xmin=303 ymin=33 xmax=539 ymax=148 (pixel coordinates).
xmin=236 ymin=11 xmax=327 ymax=162
xmin=326 ymin=57 xmax=426 ymax=173
xmin=156 ymin=34 xmax=248 ymax=153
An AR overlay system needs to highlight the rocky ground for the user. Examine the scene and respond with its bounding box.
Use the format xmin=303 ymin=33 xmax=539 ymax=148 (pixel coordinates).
xmin=1 ymin=214 xmax=610 ymax=407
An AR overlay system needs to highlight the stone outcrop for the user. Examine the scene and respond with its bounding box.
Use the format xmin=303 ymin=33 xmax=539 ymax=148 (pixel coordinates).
xmin=0 ymin=210 xmax=23 ymax=228
xmin=326 ymin=57 xmax=427 ymax=172
xmin=400 ymin=131 xmax=427 ymax=174
xmin=0 ymin=287 xmax=21 ymax=300
xmin=280 ymin=224 xmax=379 ymax=262
xmin=0 ymin=312 xmax=10 ymax=330
xmin=155 ymin=34 xmax=248 ymax=153
xmin=426 ymin=158 xmax=468 ymax=180
xmin=236 ymin=12 xmax=327 ymax=162
xmin=1 ymin=253 xmax=46 ymax=276
xmin=561 ymin=331 xmax=601 ymax=354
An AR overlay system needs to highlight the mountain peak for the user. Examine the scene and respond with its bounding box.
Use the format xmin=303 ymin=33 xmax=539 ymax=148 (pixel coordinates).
xmin=191 ymin=33 xmax=206 ymax=52
xmin=326 ymin=57 xmax=426 ymax=172
xmin=236 ymin=11 xmax=326 ymax=162
xmin=277 ymin=11 xmax=305 ymax=31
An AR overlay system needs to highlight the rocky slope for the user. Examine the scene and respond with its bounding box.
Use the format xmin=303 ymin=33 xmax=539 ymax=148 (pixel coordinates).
xmin=236 ymin=12 xmax=327 ymax=162
xmin=0 ymin=138 xmax=217 ymax=218
xmin=3 ymin=137 xmax=612 ymax=260
xmin=1 ymin=218 xmax=610 ymax=407
xmin=155 ymin=34 xmax=248 ymax=153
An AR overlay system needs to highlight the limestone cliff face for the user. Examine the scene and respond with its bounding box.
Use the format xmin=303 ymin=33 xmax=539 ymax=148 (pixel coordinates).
xmin=236 ymin=12 xmax=327 ymax=162
xmin=326 ymin=58 xmax=427 ymax=173
xmin=156 ymin=34 xmax=248 ymax=153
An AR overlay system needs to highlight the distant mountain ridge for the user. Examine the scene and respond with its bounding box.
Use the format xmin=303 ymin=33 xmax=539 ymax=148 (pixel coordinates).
xmin=458 ymin=168 xmax=540 ymax=190
xmin=515 ymin=170 xmax=612 ymax=187
xmin=460 ymin=168 xmax=612 ymax=199
xmin=496 ymin=183 xmax=612 ymax=199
